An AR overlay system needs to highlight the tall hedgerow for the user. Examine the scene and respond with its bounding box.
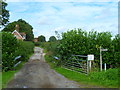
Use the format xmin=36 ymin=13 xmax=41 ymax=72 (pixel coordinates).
xmin=2 ymin=32 xmax=19 ymax=71
xmin=2 ymin=32 xmax=34 ymax=71
xmin=58 ymin=29 xmax=119 ymax=68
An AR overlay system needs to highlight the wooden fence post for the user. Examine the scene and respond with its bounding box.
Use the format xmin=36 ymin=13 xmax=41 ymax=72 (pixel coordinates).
xmin=87 ymin=58 xmax=89 ymax=75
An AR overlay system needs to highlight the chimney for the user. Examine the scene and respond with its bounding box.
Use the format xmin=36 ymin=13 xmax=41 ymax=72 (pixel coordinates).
xmin=15 ymin=24 xmax=19 ymax=32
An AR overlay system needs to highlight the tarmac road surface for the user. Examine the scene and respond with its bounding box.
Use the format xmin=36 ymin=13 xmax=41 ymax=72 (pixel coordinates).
xmin=7 ymin=47 xmax=81 ymax=88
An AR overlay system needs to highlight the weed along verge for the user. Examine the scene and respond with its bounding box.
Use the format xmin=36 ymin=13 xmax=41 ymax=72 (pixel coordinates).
xmin=1 ymin=32 xmax=34 ymax=88
xmin=2 ymin=61 xmax=26 ymax=88
xmin=1 ymin=1 xmax=119 ymax=89
xmin=55 ymin=67 xmax=118 ymax=88
xmin=44 ymin=54 xmax=118 ymax=88
xmin=41 ymin=29 xmax=119 ymax=88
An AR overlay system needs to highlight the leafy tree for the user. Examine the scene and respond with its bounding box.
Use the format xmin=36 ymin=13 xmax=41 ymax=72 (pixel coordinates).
xmin=87 ymin=31 xmax=112 ymax=66
xmin=49 ymin=36 xmax=57 ymax=42
xmin=2 ymin=31 xmax=34 ymax=71
xmin=0 ymin=1 xmax=10 ymax=27
xmin=55 ymin=31 xmax=61 ymax=40
xmin=112 ymin=34 xmax=120 ymax=67
xmin=57 ymin=28 xmax=119 ymax=68
xmin=2 ymin=32 xmax=19 ymax=71
xmin=2 ymin=19 xmax=34 ymax=41
xmin=38 ymin=35 xmax=46 ymax=42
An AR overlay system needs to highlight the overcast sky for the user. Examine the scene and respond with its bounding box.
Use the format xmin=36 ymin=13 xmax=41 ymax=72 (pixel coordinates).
xmin=6 ymin=0 xmax=118 ymax=40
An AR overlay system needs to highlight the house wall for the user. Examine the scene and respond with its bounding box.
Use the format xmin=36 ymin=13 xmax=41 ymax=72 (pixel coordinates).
xmin=34 ymin=38 xmax=38 ymax=42
xmin=13 ymin=32 xmax=23 ymax=40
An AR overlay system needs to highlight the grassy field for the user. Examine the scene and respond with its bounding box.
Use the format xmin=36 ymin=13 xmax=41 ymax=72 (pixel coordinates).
xmin=1 ymin=61 xmax=26 ymax=89
xmin=45 ymin=54 xmax=119 ymax=88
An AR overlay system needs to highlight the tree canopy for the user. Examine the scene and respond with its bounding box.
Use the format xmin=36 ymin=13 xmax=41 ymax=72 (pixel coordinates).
xmin=49 ymin=36 xmax=57 ymax=42
xmin=0 ymin=1 xmax=10 ymax=27
xmin=38 ymin=35 xmax=46 ymax=42
xmin=2 ymin=19 xmax=34 ymax=41
xmin=58 ymin=29 xmax=119 ymax=68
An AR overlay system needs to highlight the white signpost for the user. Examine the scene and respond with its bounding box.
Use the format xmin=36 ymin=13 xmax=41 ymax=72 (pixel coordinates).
xmin=88 ymin=55 xmax=94 ymax=61
xmin=88 ymin=54 xmax=94 ymax=72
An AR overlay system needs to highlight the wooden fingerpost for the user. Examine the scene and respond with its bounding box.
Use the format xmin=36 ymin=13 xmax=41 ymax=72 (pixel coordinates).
xmin=100 ymin=46 xmax=102 ymax=71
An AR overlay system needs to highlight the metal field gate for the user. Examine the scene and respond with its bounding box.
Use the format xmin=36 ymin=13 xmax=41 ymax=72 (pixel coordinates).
xmin=63 ymin=55 xmax=88 ymax=74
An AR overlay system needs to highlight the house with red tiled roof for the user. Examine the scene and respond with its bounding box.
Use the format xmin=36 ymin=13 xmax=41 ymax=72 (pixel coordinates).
xmin=12 ymin=24 xmax=26 ymax=41
xmin=33 ymin=38 xmax=38 ymax=42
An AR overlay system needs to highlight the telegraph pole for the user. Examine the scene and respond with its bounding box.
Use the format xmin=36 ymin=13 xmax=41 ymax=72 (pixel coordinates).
xmin=100 ymin=46 xmax=102 ymax=71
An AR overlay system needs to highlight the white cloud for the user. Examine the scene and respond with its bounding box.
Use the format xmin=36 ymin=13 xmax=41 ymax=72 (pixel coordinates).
xmin=38 ymin=16 xmax=52 ymax=25
xmin=7 ymin=1 xmax=118 ymax=39
xmin=54 ymin=27 xmax=67 ymax=32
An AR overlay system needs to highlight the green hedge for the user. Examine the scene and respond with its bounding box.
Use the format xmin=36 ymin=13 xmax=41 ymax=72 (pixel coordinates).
xmin=2 ymin=32 xmax=19 ymax=71
xmin=17 ymin=41 xmax=34 ymax=61
xmin=58 ymin=29 xmax=120 ymax=68
xmin=2 ymin=32 xmax=34 ymax=71
xmin=88 ymin=68 xmax=118 ymax=87
xmin=40 ymin=41 xmax=60 ymax=55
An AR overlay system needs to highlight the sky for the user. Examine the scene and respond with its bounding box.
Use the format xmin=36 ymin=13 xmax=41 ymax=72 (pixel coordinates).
xmin=5 ymin=0 xmax=118 ymax=41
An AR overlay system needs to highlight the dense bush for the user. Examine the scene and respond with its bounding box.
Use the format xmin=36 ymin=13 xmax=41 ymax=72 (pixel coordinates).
xmin=40 ymin=29 xmax=119 ymax=69
xmin=34 ymin=42 xmax=41 ymax=46
xmin=40 ymin=41 xmax=60 ymax=56
xmin=49 ymin=36 xmax=57 ymax=42
xmin=39 ymin=41 xmax=61 ymax=66
xmin=2 ymin=32 xmax=34 ymax=71
xmin=112 ymin=35 xmax=120 ymax=67
xmin=38 ymin=35 xmax=46 ymax=42
xmin=2 ymin=32 xmax=19 ymax=71
xmin=17 ymin=41 xmax=34 ymax=61
xmin=0 ymin=33 xmax=2 ymax=65
xmin=58 ymin=29 xmax=119 ymax=68
xmin=89 ymin=68 xmax=118 ymax=87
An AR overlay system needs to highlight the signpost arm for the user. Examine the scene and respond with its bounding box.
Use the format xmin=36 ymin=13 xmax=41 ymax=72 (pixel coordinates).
xmin=87 ymin=57 xmax=89 ymax=75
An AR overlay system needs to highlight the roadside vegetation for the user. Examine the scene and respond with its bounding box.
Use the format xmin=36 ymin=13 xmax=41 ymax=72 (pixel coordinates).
xmin=1 ymin=1 xmax=119 ymax=88
xmin=1 ymin=2 xmax=35 ymax=88
xmin=44 ymin=53 xmax=118 ymax=88
xmin=39 ymin=28 xmax=119 ymax=88
xmin=1 ymin=61 xmax=26 ymax=88
xmin=1 ymin=32 xmax=34 ymax=88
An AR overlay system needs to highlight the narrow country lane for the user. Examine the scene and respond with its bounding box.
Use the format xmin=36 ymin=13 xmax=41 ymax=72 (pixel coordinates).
xmin=7 ymin=47 xmax=80 ymax=88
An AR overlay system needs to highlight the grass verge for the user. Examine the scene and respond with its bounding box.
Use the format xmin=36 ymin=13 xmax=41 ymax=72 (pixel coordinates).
xmin=1 ymin=61 xmax=26 ymax=88
xmin=44 ymin=54 xmax=119 ymax=88
xmin=1 ymin=52 xmax=34 ymax=89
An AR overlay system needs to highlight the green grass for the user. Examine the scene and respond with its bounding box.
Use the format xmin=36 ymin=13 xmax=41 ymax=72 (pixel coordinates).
xmin=1 ymin=52 xmax=34 ymax=89
xmin=43 ymin=48 xmax=47 ymax=53
xmin=1 ymin=61 xmax=26 ymax=88
xmin=44 ymin=54 xmax=119 ymax=88
xmin=39 ymin=46 xmax=47 ymax=53
xmin=54 ymin=67 xmax=118 ymax=88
